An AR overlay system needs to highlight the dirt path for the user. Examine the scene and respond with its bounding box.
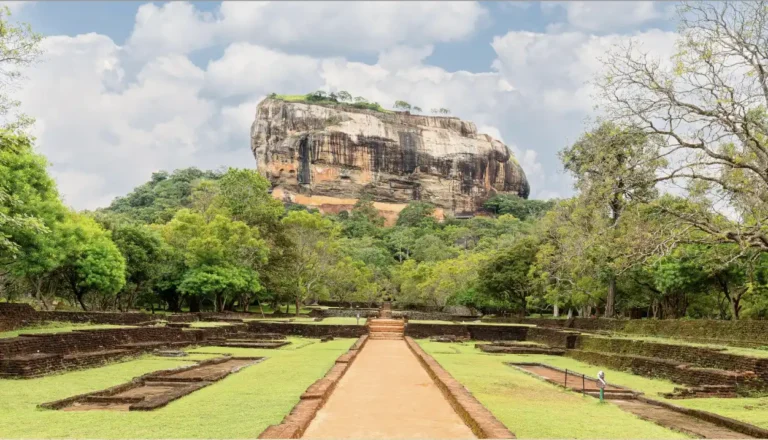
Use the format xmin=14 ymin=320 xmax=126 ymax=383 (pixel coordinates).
xmin=613 ymin=400 xmax=753 ymax=439
xmin=301 ymin=339 xmax=476 ymax=439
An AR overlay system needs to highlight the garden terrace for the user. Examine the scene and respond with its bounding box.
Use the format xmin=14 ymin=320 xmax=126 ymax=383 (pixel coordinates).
xmin=568 ymin=334 xmax=768 ymax=391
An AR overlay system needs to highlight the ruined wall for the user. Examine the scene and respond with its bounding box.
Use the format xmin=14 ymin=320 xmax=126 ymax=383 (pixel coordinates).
xmin=251 ymin=99 xmax=529 ymax=222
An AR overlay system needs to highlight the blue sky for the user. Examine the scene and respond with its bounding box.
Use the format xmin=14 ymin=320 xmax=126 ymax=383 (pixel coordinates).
xmin=9 ymin=1 xmax=681 ymax=209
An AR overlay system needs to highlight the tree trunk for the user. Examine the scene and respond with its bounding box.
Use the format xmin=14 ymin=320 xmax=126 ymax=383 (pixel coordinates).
xmin=259 ymin=303 xmax=265 ymax=318
xmin=567 ymin=308 xmax=573 ymax=319
xmin=730 ymin=294 xmax=742 ymax=320
xmin=605 ymin=276 xmax=616 ymax=317
xmin=553 ymin=303 xmax=559 ymax=317
xmin=188 ymin=296 xmax=201 ymax=313
xmin=76 ymin=291 xmax=88 ymax=311
xmin=295 ymin=297 xmax=301 ymax=317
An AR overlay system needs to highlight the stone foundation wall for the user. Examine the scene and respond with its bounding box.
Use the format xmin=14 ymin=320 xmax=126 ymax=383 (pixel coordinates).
xmin=526 ymin=327 xmax=578 ymax=349
xmin=311 ymin=308 xmax=380 ymax=318
xmin=566 ymin=350 xmax=762 ymax=388
xmin=403 ymin=324 xmax=528 ymax=341
xmin=246 ymin=322 xmax=366 ymax=338
xmin=0 ymin=327 xmax=194 ymax=359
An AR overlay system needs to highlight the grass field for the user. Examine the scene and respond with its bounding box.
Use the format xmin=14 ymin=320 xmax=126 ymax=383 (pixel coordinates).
xmin=420 ymin=339 xmax=768 ymax=432
xmin=0 ymin=322 xmax=132 ymax=339
xmin=417 ymin=340 xmax=687 ymax=439
xmin=0 ymin=337 xmax=353 ymax=438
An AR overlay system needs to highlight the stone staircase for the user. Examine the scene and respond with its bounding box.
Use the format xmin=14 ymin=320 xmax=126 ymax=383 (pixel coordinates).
xmin=368 ymin=302 xmax=404 ymax=340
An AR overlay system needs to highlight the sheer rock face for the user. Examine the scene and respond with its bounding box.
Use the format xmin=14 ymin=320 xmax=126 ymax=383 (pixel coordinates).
xmin=251 ymin=98 xmax=529 ymax=223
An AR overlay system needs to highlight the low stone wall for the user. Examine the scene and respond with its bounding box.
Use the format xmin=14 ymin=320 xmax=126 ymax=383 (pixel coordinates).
xmin=0 ymin=303 xmax=163 ymax=332
xmin=482 ymin=317 xmax=768 ymax=348
xmin=404 ymin=324 xmax=528 ymax=341
xmin=310 ymin=308 xmax=380 ymax=318
xmin=246 ymin=322 xmax=366 ymax=338
xmin=526 ymin=327 xmax=578 ymax=349
xmin=406 ymin=337 xmax=515 ymax=438
xmin=566 ymin=350 xmax=761 ymax=388
xmin=576 ymin=335 xmax=767 ymax=373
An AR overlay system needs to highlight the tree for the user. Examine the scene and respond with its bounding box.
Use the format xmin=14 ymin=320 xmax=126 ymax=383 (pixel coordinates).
xmin=394 ymin=100 xmax=411 ymax=111
xmin=0 ymin=6 xmax=43 ymax=129
xmin=354 ymin=96 xmax=368 ymax=103
xmin=412 ymin=234 xmax=458 ymax=262
xmin=326 ymin=257 xmax=369 ymax=306
xmin=0 ymin=130 xmax=63 ymax=263
xmin=478 ymin=237 xmax=539 ymax=316
xmin=396 ymin=201 xmax=436 ymax=228
xmin=439 ymin=108 xmax=450 ymax=115
xmin=337 ymin=91 xmax=352 ymax=102
xmin=100 ymin=219 xmax=164 ymax=310
xmin=598 ymin=1 xmax=768 ymax=251
xmin=559 ymin=121 xmax=664 ymax=316
xmin=280 ymin=211 xmax=340 ymax=314
xmin=214 ymin=168 xmax=284 ymax=231
xmin=161 ymin=208 xmax=268 ymax=312
xmin=483 ymin=195 xmax=555 ymax=220
xmin=56 ymin=213 xmax=126 ymax=310
xmin=413 ymin=106 xmax=423 ymax=113
xmin=386 ymin=227 xmax=417 ymax=262
xmin=104 ymin=168 xmax=223 ymax=224
xmin=430 ymin=108 xmax=439 ymax=114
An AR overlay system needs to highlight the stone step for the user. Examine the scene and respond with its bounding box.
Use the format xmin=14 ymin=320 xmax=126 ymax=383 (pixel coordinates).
xmin=369 ymin=334 xmax=403 ymax=340
xmin=369 ymin=325 xmax=404 ymax=331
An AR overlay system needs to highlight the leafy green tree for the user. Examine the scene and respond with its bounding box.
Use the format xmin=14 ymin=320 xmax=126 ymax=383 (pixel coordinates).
xmin=483 ymin=195 xmax=555 ymax=220
xmin=100 ymin=219 xmax=164 ymax=310
xmin=280 ymin=210 xmax=340 ymax=314
xmin=394 ymin=100 xmax=411 ymax=111
xmin=337 ymin=91 xmax=352 ymax=102
xmin=559 ymin=121 xmax=663 ymax=316
xmin=478 ymin=236 xmax=539 ymax=316
xmin=412 ymin=234 xmax=457 ymax=262
xmin=104 ymin=168 xmax=222 ymax=224
xmin=214 ymin=168 xmax=284 ymax=230
xmin=56 ymin=214 xmax=126 ymax=310
xmin=396 ymin=201 xmax=437 ymax=228
xmin=0 ymin=130 xmax=63 ymax=263
xmin=386 ymin=226 xmax=417 ymax=262
xmin=161 ymin=208 xmax=268 ymax=311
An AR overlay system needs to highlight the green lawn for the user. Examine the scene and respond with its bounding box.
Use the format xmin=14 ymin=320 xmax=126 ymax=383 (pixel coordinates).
xmin=0 ymin=337 xmax=354 ymax=438
xmin=0 ymin=322 xmax=132 ymax=339
xmin=417 ymin=340 xmax=688 ymax=439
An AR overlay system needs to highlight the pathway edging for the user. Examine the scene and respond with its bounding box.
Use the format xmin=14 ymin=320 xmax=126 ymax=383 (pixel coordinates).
xmin=405 ymin=337 xmax=515 ymax=439
xmin=258 ymin=336 xmax=368 ymax=439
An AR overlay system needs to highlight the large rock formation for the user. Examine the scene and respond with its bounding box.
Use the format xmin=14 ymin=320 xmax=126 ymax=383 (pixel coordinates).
xmin=251 ymin=98 xmax=529 ymax=224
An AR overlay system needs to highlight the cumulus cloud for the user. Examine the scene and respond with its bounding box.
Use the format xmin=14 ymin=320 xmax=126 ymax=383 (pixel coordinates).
xmin=125 ymin=1 xmax=487 ymax=60
xmin=543 ymin=1 xmax=675 ymax=32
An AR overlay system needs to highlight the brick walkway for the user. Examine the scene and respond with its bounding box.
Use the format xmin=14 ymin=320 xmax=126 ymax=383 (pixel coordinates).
xmin=301 ymin=339 xmax=476 ymax=439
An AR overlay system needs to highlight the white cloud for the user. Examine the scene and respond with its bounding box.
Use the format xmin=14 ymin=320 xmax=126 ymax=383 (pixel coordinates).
xmin=125 ymin=1 xmax=487 ymax=60
xmin=491 ymin=29 xmax=678 ymax=114
xmin=204 ymin=43 xmax=321 ymax=98
xmin=543 ymin=1 xmax=674 ymax=32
